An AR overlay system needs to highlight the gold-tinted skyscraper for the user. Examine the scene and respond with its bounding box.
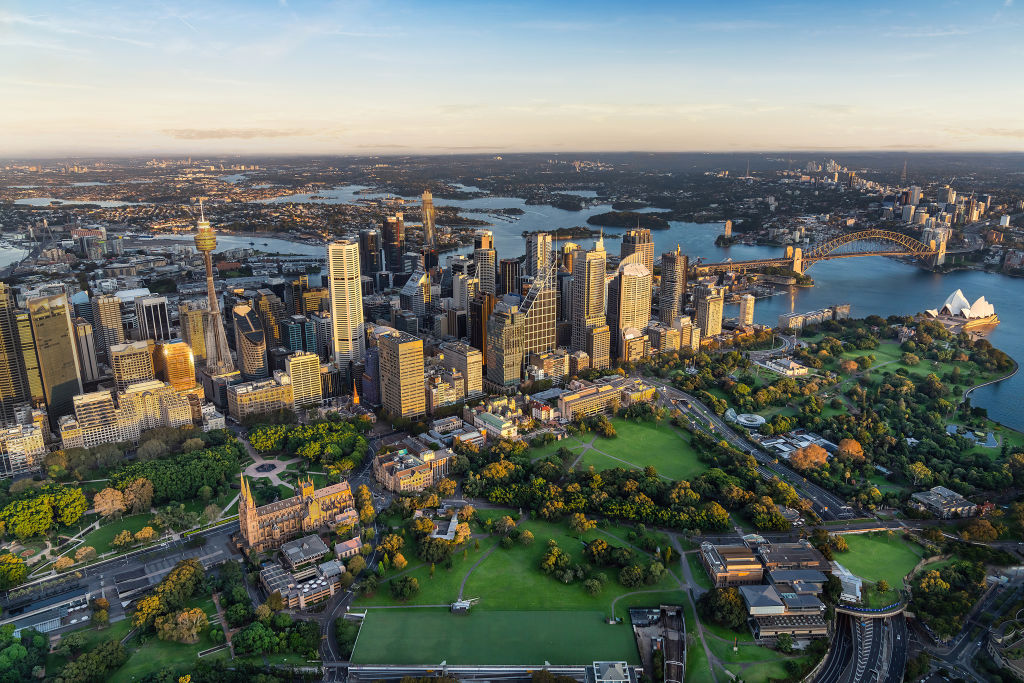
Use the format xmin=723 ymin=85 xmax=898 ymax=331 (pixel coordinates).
xmin=621 ymin=228 xmax=654 ymax=274
xmin=570 ymin=237 xmax=608 ymax=356
xmin=421 ymin=191 xmax=436 ymax=248
xmin=91 ymin=294 xmax=124 ymax=363
xmin=155 ymin=341 xmax=197 ymax=392
xmin=378 ymin=330 xmax=425 ymax=418
xmin=193 ymin=201 xmax=234 ymax=374
xmin=27 ymin=294 xmax=83 ymax=427
xmin=0 ymin=284 xmax=30 ymax=425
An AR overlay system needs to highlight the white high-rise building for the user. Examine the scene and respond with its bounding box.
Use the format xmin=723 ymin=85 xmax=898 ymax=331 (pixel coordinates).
xmin=739 ymin=294 xmax=755 ymax=326
xmin=525 ymin=232 xmax=552 ymax=278
xmin=327 ymin=241 xmax=366 ymax=366
xmin=286 ymin=350 xmax=322 ymax=409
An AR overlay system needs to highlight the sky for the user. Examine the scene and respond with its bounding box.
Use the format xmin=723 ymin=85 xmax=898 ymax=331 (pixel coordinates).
xmin=2 ymin=0 xmax=1023 ymax=155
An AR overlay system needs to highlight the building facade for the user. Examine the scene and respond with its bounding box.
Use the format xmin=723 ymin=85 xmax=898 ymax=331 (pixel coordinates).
xmin=239 ymin=475 xmax=358 ymax=552
xmin=327 ymin=240 xmax=366 ymax=366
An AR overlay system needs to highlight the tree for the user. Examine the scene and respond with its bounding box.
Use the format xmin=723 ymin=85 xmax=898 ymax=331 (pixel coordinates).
xmin=123 ymin=478 xmax=155 ymax=513
xmin=391 ymin=576 xmax=420 ymax=600
xmin=454 ymin=522 xmax=471 ymax=545
xmin=876 ymin=580 xmax=890 ymax=594
xmin=93 ymin=488 xmax=126 ymax=518
xmin=54 ymin=556 xmax=75 ymax=572
xmin=134 ymin=526 xmax=158 ymax=544
xmin=618 ymin=565 xmax=644 ymax=588
xmin=907 ymin=461 xmax=932 ymax=486
xmin=392 ymin=552 xmax=408 ymax=571
xmin=696 ymin=588 xmax=747 ymax=631
xmin=0 ymin=554 xmax=28 ymax=589
xmin=569 ymin=513 xmax=596 ymax=537
xmin=839 ymin=359 xmax=859 ymax=374
xmin=836 ymin=438 xmax=864 ymax=461
xmin=584 ymin=578 xmax=603 ymax=596
xmin=436 ymin=478 xmax=457 ymax=497
xmin=92 ymin=609 xmax=109 ymax=626
xmin=776 ymin=632 xmax=793 ymax=653
xmin=197 ymin=485 xmax=214 ymax=501
xmin=494 ymin=515 xmax=517 ymax=535
xmin=58 ymin=640 xmax=128 ymax=683
xmin=457 ymin=505 xmax=475 ymax=523
xmin=203 ymin=503 xmax=221 ymax=522
xmin=254 ymin=604 xmax=272 ymax=622
xmin=347 ymin=555 xmax=366 ymax=575
xmin=137 ymin=439 xmax=170 ymax=461
xmin=266 ymin=591 xmax=285 ymax=611
xmin=961 ymin=518 xmax=999 ymax=542
xmin=232 ymin=621 xmax=276 ymax=654
xmin=789 ymin=444 xmax=828 ymax=471
xmin=112 ymin=529 xmax=134 ymax=549
xmin=75 ymin=546 xmax=97 ymax=563
xmin=519 ymin=529 xmax=535 ymax=546
xmin=225 ymin=603 xmax=253 ymax=627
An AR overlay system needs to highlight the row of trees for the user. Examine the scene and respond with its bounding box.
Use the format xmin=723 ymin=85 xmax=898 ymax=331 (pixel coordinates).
xmin=0 ymin=484 xmax=88 ymax=540
xmin=131 ymin=558 xmax=206 ymax=642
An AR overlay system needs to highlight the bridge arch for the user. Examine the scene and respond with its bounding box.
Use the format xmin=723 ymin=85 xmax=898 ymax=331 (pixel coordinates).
xmin=805 ymin=229 xmax=932 ymax=259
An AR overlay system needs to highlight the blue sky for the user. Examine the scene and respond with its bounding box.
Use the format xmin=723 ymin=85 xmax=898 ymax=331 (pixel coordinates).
xmin=2 ymin=0 xmax=1022 ymax=154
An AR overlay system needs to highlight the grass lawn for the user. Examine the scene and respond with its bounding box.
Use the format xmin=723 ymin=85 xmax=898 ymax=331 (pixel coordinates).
xmin=686 ymin=553 xmax=713 ymax=590
xmin=48 ymin=620 xmax=134 ymax=672
xmin=458 ymin=518 xmax=677 ymax=613
xmin=683 ymin=600 xmax=715 ymax=683
xmin=72 ymin=514 xmax=156 ymax=555
xmin=866 ymin=473 xmax=909 ymax=494
xmin=111 ymin=628 xmax=229 ymax=683
xmin=354 ymin=517 xmax=684 ymax=665
xmin=700 ymin=620 xmax=754 ymax=643
xmin=351 ymin=609 xmax=639 ymax=665
xmin=837 ymin=532 xmax=925 ymax=587
xmin=530 ymin=436 xmax=585 ymax=461
xmin=354 ymin=537 xmax=498 ymax=608
xmin=576 ymin=420 xmax=707 ymax=481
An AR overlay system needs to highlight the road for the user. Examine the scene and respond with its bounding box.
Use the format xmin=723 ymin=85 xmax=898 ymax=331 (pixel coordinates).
xmin=815 ymin=614 xmax=853 ymax=683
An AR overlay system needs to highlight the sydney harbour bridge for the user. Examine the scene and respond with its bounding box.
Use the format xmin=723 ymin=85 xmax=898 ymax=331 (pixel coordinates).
xmin=692 ymin=229 xmax=945 ymax=276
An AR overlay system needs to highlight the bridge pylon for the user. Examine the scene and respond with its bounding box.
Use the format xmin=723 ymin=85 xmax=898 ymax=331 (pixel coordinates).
xmin=792 ymin=247 xmax=803 ymax=274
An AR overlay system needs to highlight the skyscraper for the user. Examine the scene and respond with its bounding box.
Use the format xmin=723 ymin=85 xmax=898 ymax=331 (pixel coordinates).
xmin=499 ymin=258 xmax=521 ymax=296
xmin=378 ymin=329 xmax=425 ymax=418
xmin=280 ymin=315 xmax=318 ymax=354
xmin=286 ymin=350 xmax=322 ymax=409
xmin=454 ymin=274 xmax=479 ymax=311
xmin=474 ymin=230 xmax=497 ymax=296
xmin=255 ymin=288 xmax=286 ymax=346
xmin=91 ymin=294 xmax=124 ymax=363
xmin=382 ymin=213 xmax=405 ymax=273
xmin=421 ymin=190 xmax=437 ymax=248
xmin=155 ymin=340 xmax=196 ymax=392
xmin=27 ymin=294 xmax=82 ymax=426
xmin=14 ymin=311 xmax=44 ymax=408
xmin=695 ymin=288 xmax=724 ymax=338
xmin=358 ymin=229 xmax=383 ymax=277
xmin=469 ymin=293 xmax=496 ymax=358
xmin=486 ymin=303 xmax=525 ymax=387
xmin=110 ymin=341 xmax=156 ymax=392
xmin=439 ymin=341 xmax=483 ymax=398
xmin=0 ymin=284 xmax=30 ymax=425
xmin=621 ymin=228 xmax=654 ymax=274
xmin=739 ymin=294 xmax=755 ymax=326
xmin=233 ymin=305 xmax=268 ymax=381
xmin=570 ymin=238 xmax=608 ymax=358
xmin=74 ymin=318 xmax=100 ymax=382
xmin=607 ymin=262 xmax=652 ymax=361
xmin=521 ymin=264 xmax=557 ymax=356
xmin=659 ymin=247 xmax=687 ymax=325
xmin=327 ymin=240 xmax=366 ymax=367
xmin=178 ymin=299 xmax=208 ymax=365
xmin=135 ymin=295 xmax=172 ymax=342
xmin=399 ymin=267 xmax=432 ymax=317
xmin=193 ymin=203 xmax=235 ymax=375
xmin=526 ymin=232 xmax=552 ymax=278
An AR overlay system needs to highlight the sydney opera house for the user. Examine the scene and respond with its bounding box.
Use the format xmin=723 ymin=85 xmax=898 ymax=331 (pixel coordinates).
xmin=925 ymin=289 xmax=999 ymax=332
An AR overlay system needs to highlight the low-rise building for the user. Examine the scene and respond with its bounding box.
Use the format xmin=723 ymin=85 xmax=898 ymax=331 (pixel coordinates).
xmin=260 ymin=558 xmax=346 ymax=610
xmin=0 ymin=424 xmax=46 ymax=478
xmin=738 ymin=584 xmax=828 ymax=641
xmin=911 ymin=486 xmax=977 ymax=518
xmin=335 ymin=538 xmax=362 ymax=559
xmin=280 ymin=534 xmax=330 ymax=571
xmin=227 ymin=371 xmax=294 ymax=422
xmin=699 ymin=543 xmax=765 ymax=588
xmin=373 ymin=440 xmax=456 ymax=492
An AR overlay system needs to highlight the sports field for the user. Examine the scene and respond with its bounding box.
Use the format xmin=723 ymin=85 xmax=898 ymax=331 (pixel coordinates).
xmin=836 ymin=532 xmax=924 ymax=587
xmin=576 ymin=419 xmax=707 ymax=481
xmin=350 ymin=609 xmax=639 ymax=665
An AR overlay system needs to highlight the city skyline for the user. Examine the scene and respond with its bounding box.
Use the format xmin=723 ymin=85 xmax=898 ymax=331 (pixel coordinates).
xmin=3 ymin=0 xmax=1023 ymax=155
